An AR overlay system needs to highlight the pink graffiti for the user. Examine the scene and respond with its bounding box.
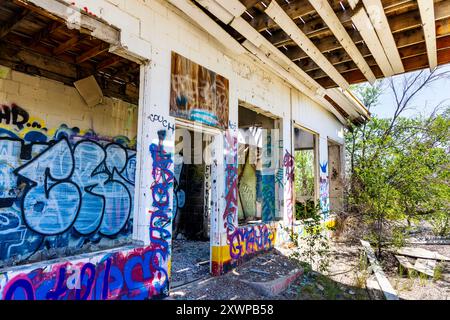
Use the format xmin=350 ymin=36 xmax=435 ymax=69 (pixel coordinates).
xmin=284 ymin=150 xmax=295 ymax=226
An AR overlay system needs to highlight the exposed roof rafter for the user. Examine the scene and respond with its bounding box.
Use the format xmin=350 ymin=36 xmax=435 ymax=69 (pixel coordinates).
xmin=362 ymin=0 xmax=405 ymax=74
xmin=265 ymin=0 xmax=350 ymax=89
xmin=417 ymin=0 xmax=437 ymax=69
xmin=350 ymin=3 xmax=395 ymax=77
xmin=307 ymin=0 xmax=376 ymax=84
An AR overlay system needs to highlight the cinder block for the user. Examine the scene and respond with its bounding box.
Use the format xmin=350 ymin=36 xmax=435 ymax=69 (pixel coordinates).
xmin=4 ymin=80 xmax=19 ymax=95
xmin=12 ymin=71 xmax=40 ymax=88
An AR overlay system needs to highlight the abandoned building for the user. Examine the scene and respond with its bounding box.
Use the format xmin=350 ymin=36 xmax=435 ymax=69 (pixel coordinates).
xmin=0 ymin=0 xmax=448 ymax=300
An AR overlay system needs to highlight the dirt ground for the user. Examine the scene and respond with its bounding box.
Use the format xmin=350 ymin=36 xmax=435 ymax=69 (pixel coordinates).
xmin=169 ymin=241 xmax=370 ymax=300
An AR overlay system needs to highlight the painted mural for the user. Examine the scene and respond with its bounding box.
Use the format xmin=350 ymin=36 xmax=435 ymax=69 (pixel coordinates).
xmin=170 ymin=52 xmax=229 ymax=129
xmin=0 ymin=103 xmax=136 ymax=267
xmin=0 ymin=245 xmax=168 ymax=300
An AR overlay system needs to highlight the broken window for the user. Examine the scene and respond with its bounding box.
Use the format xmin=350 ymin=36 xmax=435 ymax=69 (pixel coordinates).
xmin=237 ymin=105 xmax=282 ymax=224
xmin=294 ymin=127 xmax=318 ymax=219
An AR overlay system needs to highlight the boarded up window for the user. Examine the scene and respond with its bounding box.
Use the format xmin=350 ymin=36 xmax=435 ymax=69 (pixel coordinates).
xmin=170 ymin=52 xmax=229 ymax=129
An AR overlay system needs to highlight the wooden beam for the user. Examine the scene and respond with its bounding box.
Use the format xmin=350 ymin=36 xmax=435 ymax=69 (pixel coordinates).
xmin=53 ymin=35 xmax=81 ymax=55
xmin=249 ymin=0 xmax=316 ymax=32
xmin=240 ymin=0 xmax=261 ymax=10
xmin=28 ymin=20 xmax=61 ymax=48
xmin=418 ymin=0 xmax=437 ymax=69
xmin=350 ymin=4 xmax=394 ymax=77
xmin=13 ymin=0 xmax=120 ymax=45
xmin=0 ymin=8 xmax=30 ymax=39
xmin=96 ymin=55 xmax=122 ymax=71
xmin=258 ymin=0 xmax=422 ymax=47
xmin=76 ymin=43 xmax=109 ymax=64
xmin=317 ymin=42 xmax=450 ymax=88
xmin=265 ymin=1 xmax=350 ymax=89
xmin=360 ymin=240 xmax=399 ymax=301
xmin=293 ymin=20 xmax=450 ymax=76
xmin=363 ymin=0 xmax=404 ymax=74
xmin=307 ymin=0 xmax=376 ymax=83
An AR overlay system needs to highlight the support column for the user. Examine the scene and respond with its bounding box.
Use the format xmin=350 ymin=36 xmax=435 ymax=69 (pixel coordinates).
xmin=132 ymin=53 xmax=175 ymax=293
xmin=318 ymin=136 xmax=330 ymax=219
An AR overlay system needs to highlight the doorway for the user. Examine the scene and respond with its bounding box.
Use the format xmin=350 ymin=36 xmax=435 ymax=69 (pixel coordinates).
xmin=293 ymin=126 xmax=319 ymax=220
xmin=170 ymin=124 xmax=216 ymax=286
xmin=237 ymin=104 xmax=282 ymax=224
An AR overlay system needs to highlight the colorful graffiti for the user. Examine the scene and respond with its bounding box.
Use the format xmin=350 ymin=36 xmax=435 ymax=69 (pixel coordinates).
xmin=228 ymin=224 xmax=275 ymax=260
xmin=0 ymin=245 xmax=168 ymax=300
xmin=223 ymin=131 xmax=238 ymax=244
xmin=148 ymin=129 xmax=173 ymax=295
xmin=319 ymin=161 xmax=330 ymax=218
xmin=217 ymin=130 xmax=276 ymax=273
xmin=170 ymin=52 xmax=229 ymax=129
xmin=261 ymin=174 xmax=275 ymax=222
xmin=0 ymin=104 xmax=135 ymax=266
xmin=283 ymin=150 xmax=294 ymax=226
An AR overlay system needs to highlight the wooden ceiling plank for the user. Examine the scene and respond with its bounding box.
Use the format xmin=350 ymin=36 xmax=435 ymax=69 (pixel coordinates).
xmin=0 ymin=8 xmax=30 ymax=39
xmin=53 ymin=35 xmax=81 ymax=55
xmin=363 ymin=0 xmax=405 ymax=74
xmin=249 ymin=0 xmax=316 ymax=32
xmin=307 ymin=0 xmax=376 ymax=83
xmin=269 ymin=2 xmax=427 ymax=51
xmin=28 ymin=20 xmax=61 ymax=48
xmin=13 ymin=0 xmax=64 ymax=23
xmin=76 ymin=43 xmax=109 ymax=64
xmin=417 ymin=0 xmax=437 ymax=69
xmin=241 ymin=0 xmax=262 ymax=10
xmin=265 ymin=0 xmax=350 ymax=89
xmin=97 ymin=55 xmax=122 ymax=71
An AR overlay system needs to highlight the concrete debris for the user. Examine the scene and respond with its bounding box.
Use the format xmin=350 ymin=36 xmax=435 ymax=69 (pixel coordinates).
xmin=250 ymin=268 xmax=271 ymax=275
xmin=171 ymin=240 xmax=210 ymax=286
xmin=414 ymin=259 xmax=436 ymax=277
xmin=394 ymin=247 xmax=450 ymax=262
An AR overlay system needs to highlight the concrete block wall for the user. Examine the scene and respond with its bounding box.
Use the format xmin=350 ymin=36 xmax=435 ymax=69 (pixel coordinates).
xmin=0 ymin=68 xmax=138 ymax=140
xmin=0 ymin=65 xmax=141 ymax=299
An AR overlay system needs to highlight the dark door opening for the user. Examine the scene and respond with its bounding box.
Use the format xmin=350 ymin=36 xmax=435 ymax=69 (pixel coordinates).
xmin=171 ymin=126 xmax=213 ymax=286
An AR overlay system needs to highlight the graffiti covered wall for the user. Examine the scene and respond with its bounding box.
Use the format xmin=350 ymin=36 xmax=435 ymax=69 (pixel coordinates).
xmin=212 ymin=130 xmax=277 ymax=275
xmin=0 ymin=245 xmax=168 ymax=300
xmin=0 ymin=71 xmax=138 ymax=268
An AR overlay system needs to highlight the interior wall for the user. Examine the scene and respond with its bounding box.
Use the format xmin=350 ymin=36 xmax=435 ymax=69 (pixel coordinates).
xmin=0 ymin=67 xmax=138 ymax=267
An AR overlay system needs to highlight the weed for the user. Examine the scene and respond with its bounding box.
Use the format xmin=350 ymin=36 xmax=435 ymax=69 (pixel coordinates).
xmin=433 ymin=261 xmax=444 ymax=282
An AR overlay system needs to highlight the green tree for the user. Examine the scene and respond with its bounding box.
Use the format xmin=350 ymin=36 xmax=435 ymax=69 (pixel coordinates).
xmin=346 ymin=68 xmax=450 ymax=257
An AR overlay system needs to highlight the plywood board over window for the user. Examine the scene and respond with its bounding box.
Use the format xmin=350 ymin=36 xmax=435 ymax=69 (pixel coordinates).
xmin=170 ymin=52 xmax=229 ymax=129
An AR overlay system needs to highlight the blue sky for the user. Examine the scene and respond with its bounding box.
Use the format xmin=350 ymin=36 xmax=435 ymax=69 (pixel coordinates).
xmin=359 ymin=64 xmax=450 ymax=119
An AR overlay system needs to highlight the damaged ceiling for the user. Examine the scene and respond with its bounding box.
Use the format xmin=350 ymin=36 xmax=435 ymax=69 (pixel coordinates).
xmin=0 ymin=0 xmax=140 ymax=104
